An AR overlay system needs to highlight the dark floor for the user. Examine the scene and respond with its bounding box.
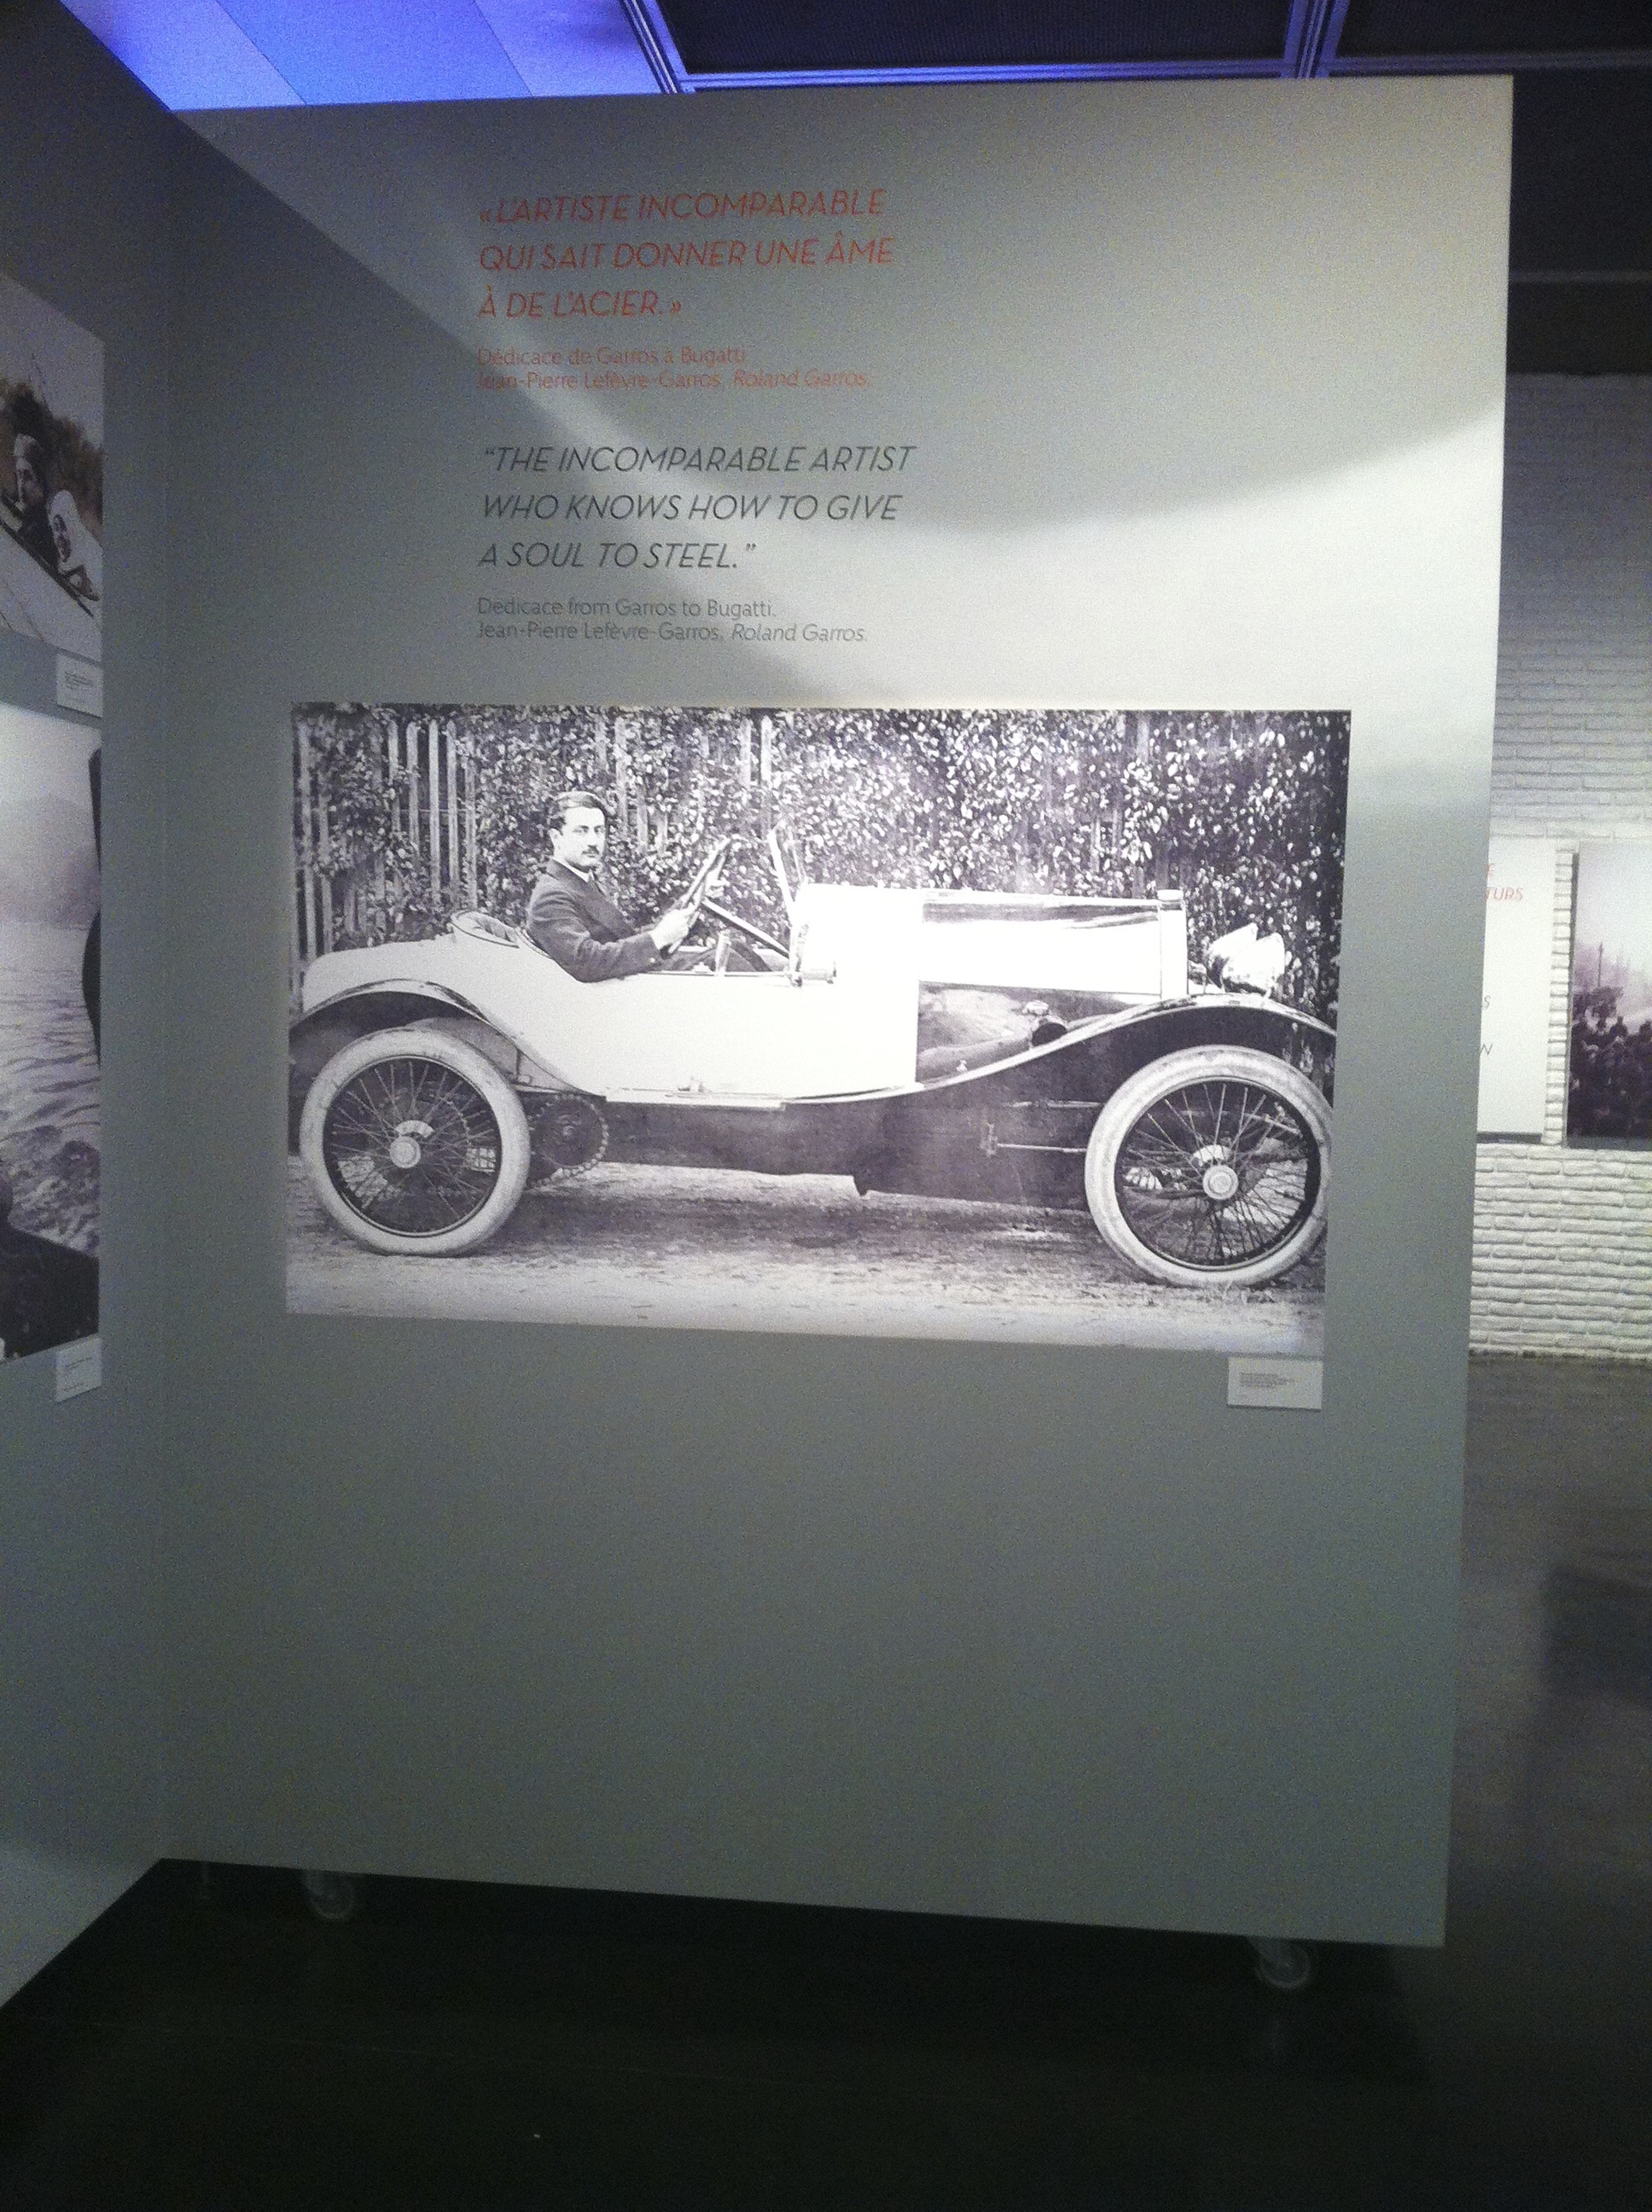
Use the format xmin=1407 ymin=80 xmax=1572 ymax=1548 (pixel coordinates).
xmin=2 ymin=1354 xmax=1649 ymax=2210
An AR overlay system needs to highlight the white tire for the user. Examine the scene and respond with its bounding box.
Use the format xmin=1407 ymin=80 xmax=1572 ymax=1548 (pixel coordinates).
xmin=300 ymin=1026 xmax=530 ymax=1255
xmin=1085 ymin=1045 xmax=1329 ymax=1289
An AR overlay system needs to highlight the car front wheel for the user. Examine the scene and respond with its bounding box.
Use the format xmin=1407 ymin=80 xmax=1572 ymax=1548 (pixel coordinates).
xmin=1084 ymin=1046 xmax=1329 ymax=1289
xmin=300 ymin=1027 xmax=531 ymax=1255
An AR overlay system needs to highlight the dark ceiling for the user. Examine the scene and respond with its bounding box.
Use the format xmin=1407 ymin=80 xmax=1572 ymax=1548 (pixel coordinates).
xmin=650 ymin=0 xmax=1652 ymax=79
xmin=1506 ymin=71 xmax=1652 ymax=371
xmin=647 ymin=1 xmax=1652 ymax=370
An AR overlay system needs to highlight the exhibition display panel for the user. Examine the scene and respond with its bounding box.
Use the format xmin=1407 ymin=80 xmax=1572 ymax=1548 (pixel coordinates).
xmin=147 ymin=76 xmax=1511 ymax=1942
xmin=0 ymin=0 xmax=173 ymax=2007
xmin=3 ymin=27 xmax=1516 ymax=1976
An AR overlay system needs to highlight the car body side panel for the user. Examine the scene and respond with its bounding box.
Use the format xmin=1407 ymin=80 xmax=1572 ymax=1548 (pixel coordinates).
xmin=581 ymin=966 xmax=918 ymax=1100
xmin=585 ymin=997 xmax=1331 ymax=1213
xmin=297 ymin=885 xmax=1198 ymax=1109
xmin=294 ymin=907 xmax=1331 ymax=1210
xmin=601 ymin=1098 xmax=882 ymax=1180
xmin=915 ymin=897 xmax=1172 ymax=996
xmin=850 ymin=996 xmax=1331 ymax=1207
xmin=301 ymin=921 xmax=921 ymax=1100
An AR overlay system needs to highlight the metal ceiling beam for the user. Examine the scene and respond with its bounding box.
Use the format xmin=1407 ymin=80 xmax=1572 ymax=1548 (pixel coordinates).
xmin=630 ymin=3 xmax=1649 ymax=96
xmin=61 ymin=0 xmax=1652 ymax=108
xmin=620 ymin=0 xmax=690 ymax=91
xmin=1283 ymin=0 xmax=1350 ymax=79
xmin=1331 ymin=50 xmax=1652 ymax=75
xmin=677 ymin=58 xmax=1291 ymax=89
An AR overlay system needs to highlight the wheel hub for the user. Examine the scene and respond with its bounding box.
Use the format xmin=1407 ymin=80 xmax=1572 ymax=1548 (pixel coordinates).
xmin=1190 ymin=1144 xmax=1242 ymax=1204
xmin=387 ymin=1119 xmax=433 ymax=1172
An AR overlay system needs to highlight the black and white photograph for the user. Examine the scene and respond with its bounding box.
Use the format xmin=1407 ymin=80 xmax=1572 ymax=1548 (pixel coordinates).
xmin=287 ymin=704 xmax=1347 ymax=1352
xmin=0 ymin=271 xmax=103 ymax=664
xmin=1569 ymin=841 xmax=1652 ymax=1145
xmin=0 ymin=701 xmax=100 ymax=1360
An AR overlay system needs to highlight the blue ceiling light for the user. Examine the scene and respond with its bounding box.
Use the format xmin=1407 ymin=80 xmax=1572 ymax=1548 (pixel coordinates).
xmin=474 ymin=0 xmax=661 ymax=96
xmin=60 ymin=0 xmax=660 ymax=108
xmin=198 ymin=0 xmax=532 ymax=102
xmin=62 ymin=0 xmax=303 ymax=108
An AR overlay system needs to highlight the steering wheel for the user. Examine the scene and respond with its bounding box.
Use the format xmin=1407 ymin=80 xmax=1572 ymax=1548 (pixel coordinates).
xmin=681 ymin=837 xmax=731 ymax=912
xmin=699 ymin=889 xmax=789 ymax=963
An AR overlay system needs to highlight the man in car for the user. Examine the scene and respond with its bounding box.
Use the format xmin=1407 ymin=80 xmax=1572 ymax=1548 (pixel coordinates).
xmin=526 ymin=789 xmax=710 ymax=980
xmin=10 ymin=434 xmax=58 ymax=570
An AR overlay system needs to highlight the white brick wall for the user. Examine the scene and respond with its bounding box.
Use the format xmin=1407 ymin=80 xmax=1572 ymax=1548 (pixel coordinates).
xmin=1473 ymin=376 xmax=1652 ymax=1358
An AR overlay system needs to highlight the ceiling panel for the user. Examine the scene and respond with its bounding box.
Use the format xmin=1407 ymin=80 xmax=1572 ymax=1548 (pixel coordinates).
xmin=63 ymin=0 xmax=665 ymax=107
xmin=1340 ymin=1 xmax=1652 ymax=61
xmin=202 ymin=0 xmax=532 ymax=103
xmin=472 ymin=0 xmax=660 ymax=96
xmin=654 ymin=1 xmax=1296 ymax=79
xmin=1507 ymin=283 xmax=1652 ymax=372
xmin=1510 ymin=70 xmax=1652 ymax=271
xmin=61 ymin=0 xmax=303 ymax=107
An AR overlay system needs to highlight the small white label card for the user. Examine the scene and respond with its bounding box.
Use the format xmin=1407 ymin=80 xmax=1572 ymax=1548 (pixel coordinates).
xmin=1227 ymin=1355 xmax=1323 ymax=1410
xmin=55 ymin=1333 xmax=102 ymax=1400
xmin=55 ymin=653 xmax=103 ymax=718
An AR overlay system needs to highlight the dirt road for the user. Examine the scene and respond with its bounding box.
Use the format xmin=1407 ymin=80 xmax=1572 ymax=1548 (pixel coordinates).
xmin=287 ymin=1157 xmax=1324 ymax=1354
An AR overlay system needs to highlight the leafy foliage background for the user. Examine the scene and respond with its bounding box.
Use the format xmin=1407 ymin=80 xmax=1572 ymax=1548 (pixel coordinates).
xmin=294 ymin=706 xmax=1348 ymax=1025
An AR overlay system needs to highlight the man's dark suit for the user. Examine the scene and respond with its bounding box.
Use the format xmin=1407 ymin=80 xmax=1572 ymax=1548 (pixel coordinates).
xmin=524 ymin=859 xmax=661 ymax=981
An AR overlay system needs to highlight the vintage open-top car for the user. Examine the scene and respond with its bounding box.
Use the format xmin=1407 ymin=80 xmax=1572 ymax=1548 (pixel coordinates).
xmin=288 ymin=835 xmax=1333 ymax=1289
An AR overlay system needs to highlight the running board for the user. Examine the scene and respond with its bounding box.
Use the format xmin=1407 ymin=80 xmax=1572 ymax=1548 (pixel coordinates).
xmin=605 ymin=1090 xmax=786 ymax=1110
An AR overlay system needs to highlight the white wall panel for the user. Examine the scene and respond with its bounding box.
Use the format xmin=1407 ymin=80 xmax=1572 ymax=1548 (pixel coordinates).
xmin=159 ymin=79 xmax=1510 ymax=1942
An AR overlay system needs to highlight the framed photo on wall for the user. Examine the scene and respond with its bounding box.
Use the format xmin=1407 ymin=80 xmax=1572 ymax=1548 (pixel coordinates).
xmin=287 ymin=701 xmax=1347 ymax=1354
xmin=0 ymin=701 xmax=100 ymax=1359
xmin=1569 ymin=841 xmax=1652 ymax=1144
xmin=0 ymin=272 xmax=102 ymax=666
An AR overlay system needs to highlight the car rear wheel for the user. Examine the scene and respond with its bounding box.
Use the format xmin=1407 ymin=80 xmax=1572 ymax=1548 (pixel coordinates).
xmin=300 ymin=1027 xmax=531 ymax=1255
xmin=1085 ymin=1046 xmax=1329 ymax=1289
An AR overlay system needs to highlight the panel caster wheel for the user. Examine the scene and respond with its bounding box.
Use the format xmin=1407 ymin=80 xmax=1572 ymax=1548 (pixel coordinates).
xmin=300 ymin=1869 xmax=361 ymax=1924
xmin=1247 ymin=1936 xmax=1317 ymax=1993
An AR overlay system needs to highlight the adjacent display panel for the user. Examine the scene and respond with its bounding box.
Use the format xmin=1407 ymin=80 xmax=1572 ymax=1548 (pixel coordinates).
xmin=1478 ymin=836 xmax=1558 ymax=1137
xmin=1570 ymin=841 xmax=1652 ymax=1144
xmin=288 ymin=701 xmax=1346 ymax=1351
xmin=0 ymin=273 xmax=102 ymax=666
xmin=0 ymin=702 xmax=100 ymax=1359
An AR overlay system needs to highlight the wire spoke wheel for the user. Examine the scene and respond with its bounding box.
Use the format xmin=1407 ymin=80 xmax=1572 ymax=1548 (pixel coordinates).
xmin=1114 ymin=1079 xmax=1319 ymax=1268
xmin=1085 ymin=1046 xmax=1330 ymax=1289
xmin=323 ymin=1057 xmax=504 ymax=1237
xmin=300 ymin=1027 xmax=532 ymax=1255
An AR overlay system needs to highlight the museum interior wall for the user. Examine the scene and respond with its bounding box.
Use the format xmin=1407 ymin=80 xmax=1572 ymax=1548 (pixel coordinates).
xmin=1474 ymin=376 xmax=1652 ymax=1359
xmin=0 ymin=0 xmax=173 ymax=2002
